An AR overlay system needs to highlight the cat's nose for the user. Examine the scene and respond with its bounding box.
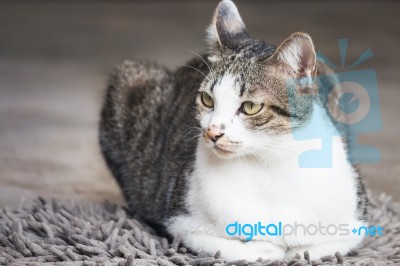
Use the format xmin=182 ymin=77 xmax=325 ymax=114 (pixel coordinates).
xmin=206 ymin=127 xmax=224 ymax=142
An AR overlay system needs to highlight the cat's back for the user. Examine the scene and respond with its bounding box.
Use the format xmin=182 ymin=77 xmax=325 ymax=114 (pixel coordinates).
xmin=99 ymin=57 xmax=208 ymax=227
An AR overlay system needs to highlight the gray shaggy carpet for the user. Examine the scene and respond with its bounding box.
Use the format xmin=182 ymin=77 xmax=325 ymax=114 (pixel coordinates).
xmin=1 ymin=193 xmax=399 ymax=266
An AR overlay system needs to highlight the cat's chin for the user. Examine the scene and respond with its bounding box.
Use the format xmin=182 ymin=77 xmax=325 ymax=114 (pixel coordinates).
xmin=211 ymin=145 xmax=237 ymax=158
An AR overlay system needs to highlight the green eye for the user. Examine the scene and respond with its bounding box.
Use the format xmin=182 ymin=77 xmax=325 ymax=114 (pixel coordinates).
xmin=242 ymin=101 xmax=263 ymax=115
xmin=201 ymin=92 xmax=214 ymax=108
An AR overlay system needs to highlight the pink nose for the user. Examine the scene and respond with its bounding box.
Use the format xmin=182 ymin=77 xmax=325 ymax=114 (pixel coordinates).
xmin=206 ymin=126 xmax=224 ymax=142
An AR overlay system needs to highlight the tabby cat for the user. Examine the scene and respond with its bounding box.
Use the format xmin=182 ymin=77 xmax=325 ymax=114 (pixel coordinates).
xmin=99 ymin=0 xmax=367 ymax=261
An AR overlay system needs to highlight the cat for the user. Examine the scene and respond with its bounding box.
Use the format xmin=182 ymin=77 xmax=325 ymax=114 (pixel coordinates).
xmin=99 ymin=0 xmax=368 ymax=262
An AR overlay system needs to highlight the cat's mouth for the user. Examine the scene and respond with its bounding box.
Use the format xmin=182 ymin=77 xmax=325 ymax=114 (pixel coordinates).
xmin=202 ymin=133 xmax=240 ymax=157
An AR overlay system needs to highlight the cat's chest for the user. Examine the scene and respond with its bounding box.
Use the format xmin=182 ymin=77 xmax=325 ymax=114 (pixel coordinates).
xmin=187 ymin=155 xmax=357 ymax=227
xmin=189 ymin=161 xmax=300 ymax=218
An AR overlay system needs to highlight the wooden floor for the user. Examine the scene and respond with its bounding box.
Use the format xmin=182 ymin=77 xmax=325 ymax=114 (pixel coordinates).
xmin=0 ymin=0 xmax=399 ymax=207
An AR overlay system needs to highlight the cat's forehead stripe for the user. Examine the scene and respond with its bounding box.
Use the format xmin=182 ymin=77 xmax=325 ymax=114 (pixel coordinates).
xmin=211 ymin=73 xmax=243 ymax=97
xmin=209 ymin=77 xmax=219 ymax=92
xmin=239 ymin=84 xmax=245 ymax=97
xmin=239 ymin=77 xmax=246 ymax=96
xmin=210 ymin=70 xmax=225 ymax=92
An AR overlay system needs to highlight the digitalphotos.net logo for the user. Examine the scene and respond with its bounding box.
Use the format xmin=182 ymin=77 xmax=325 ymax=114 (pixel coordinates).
xmin=287 ymin=39 xmax=382 ymax=168
xmin=225 ymin=221 xmax=384 ymax=241
xmin=184 ymin=221 xmax=384 ymax=241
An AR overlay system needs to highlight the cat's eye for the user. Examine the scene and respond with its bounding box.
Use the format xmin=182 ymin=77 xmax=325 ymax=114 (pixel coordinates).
xmin=241 ymin=101 xmax=263 ymax=115
xmin=200 ymin=92 xmax=214 ymax=108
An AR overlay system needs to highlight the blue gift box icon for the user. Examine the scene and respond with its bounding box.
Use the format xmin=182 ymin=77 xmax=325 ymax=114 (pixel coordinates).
xmin=287 ymin=39 xmax=382 ymax=168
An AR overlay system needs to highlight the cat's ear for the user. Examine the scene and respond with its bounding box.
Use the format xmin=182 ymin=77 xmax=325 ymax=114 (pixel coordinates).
xmin=269 ymin=32 xmax=316 ymax=79
xmin=206 ymin=0 xmax=251 ymax=52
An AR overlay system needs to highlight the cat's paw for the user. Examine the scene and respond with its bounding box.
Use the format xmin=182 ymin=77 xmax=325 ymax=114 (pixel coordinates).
xmin=217 ymin=240 xmax=285 ymax=262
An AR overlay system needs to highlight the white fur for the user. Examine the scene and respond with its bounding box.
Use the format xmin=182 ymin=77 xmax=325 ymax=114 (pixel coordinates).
xmin=167 ymin=73 xmax=365 ymax=261
xmin=278 ymin=40 xmax=303 ymax=71
xmin=277 ymin=35 xmax=315 ymax=77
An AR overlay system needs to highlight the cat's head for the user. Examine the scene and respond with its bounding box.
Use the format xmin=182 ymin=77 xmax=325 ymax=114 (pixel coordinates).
xmin=196 ymin=0 xmax=317 ymax=159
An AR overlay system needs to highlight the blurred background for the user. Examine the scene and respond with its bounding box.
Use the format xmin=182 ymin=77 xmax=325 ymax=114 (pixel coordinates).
xmin=0 ymin=0 xmax=399 ymax=207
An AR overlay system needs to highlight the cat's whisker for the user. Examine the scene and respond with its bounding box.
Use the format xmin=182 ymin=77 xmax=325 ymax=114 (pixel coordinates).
xmin=186 ymin=50 xmax=215 ymax=77
xmin=182 ymin=126 xmax=200 ymax=132
xmin=242 ymin=142 xmax=291 ymax=152
xmin=237 ymin=150 xmax=252 ymax=164
xmin=247 ymin=145 xmax=287 ymax=157
xmin=250 ymin=147 xmax=282 ymax=156
xmin=245 ymin=151 xmax=259 ymax=162
xmin=192 ymin=83 xmax=203 ymax=92
xmin=242 ymin=137 xmax=299 ymax=151
xmin=253 ymin=143 xmax=291 ymax=152
xmin=259 ymin=143 xmax=297 ymax=151
xmin=182 ymin=64 xmax=211 ymax=82
xmin=183 ymin=127 xmax=203 ymax=141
